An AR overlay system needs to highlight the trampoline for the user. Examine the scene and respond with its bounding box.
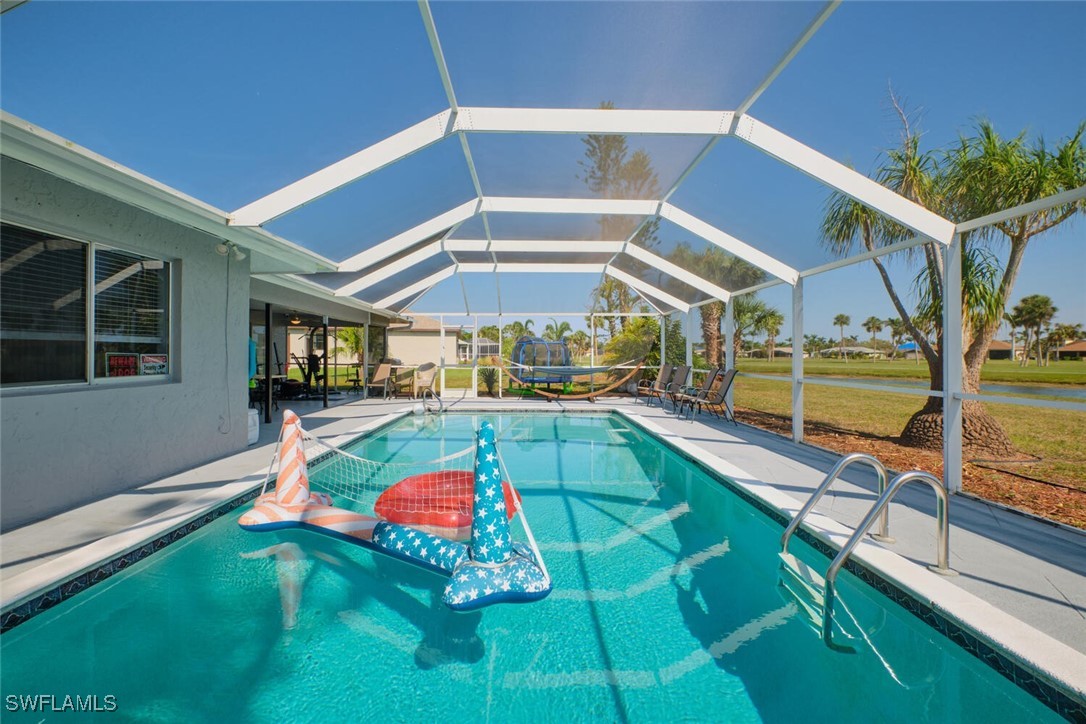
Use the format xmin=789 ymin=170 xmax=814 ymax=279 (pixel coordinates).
xmin=511 ymin=336 xmax=573 ymax=386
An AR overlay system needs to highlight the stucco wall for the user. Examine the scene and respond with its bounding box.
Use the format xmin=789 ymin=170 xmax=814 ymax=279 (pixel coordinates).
xmin=1 ymin=159 xmax=250 ymax=530
xmin=387 ymin=331 xmax=456 ymax=366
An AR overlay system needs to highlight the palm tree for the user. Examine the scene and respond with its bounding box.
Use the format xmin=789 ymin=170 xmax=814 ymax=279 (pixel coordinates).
xmin=668 ymin=243 xmax=765 ymax=367
xmin=1011 ymin=295 xmax=1057 ymax=367
xmin=567 ymin=330 xmax=591 ymax=360
xmin=1049 ymin=322 xmax=1084 ymax=362
xmin=728 ymin=297 xmax=776 ymax=363
xmin=863 ymin=316 xmax=884 ymax=361
xmin=804 ymin=334 xmax=828 ymax=357
xmin=335 ymin=327 xmax=366 ymax=369
xmin=822 ymin=96 xmax=1085 ymax=456
xmin=833 ymin=314 xmax=851 ymax=363
xmin=863 ymin=316 xmax=883 ymax=343
xmin=543 ymin=318 xmax=572 ymax=342
xmin=762 ymin=310 xmax=785 ymax=361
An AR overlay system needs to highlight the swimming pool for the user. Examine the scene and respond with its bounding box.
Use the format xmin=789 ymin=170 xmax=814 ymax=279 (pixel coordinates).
xmin=0 ymin=412 xmax=1067 ymax=722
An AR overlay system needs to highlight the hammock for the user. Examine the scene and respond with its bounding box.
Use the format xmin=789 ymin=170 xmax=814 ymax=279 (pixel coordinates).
xmin=498 ymin=357 xmax=647 ymax=401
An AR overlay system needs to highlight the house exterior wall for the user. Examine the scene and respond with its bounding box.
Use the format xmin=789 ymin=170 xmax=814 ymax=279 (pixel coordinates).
xmin=388 ymin=331 xmax=457 ymax=366
xmin=1 ymin=159 xmax=250 ymax=530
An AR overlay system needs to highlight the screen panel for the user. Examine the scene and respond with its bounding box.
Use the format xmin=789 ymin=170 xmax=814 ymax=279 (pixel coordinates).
xmin=1 ymin=2 xmax=447 ymax=211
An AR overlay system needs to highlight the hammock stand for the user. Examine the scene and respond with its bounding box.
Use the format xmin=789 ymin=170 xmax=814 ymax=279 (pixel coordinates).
xmin=497 ymin=358 xmax=647 ymax=402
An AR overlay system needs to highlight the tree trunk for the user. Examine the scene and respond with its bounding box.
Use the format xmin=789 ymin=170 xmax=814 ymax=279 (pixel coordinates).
xmin=701 ymin=304 xmax=721 ymax=367
xmin=902 ymin=330 xmax=1020 ymax=459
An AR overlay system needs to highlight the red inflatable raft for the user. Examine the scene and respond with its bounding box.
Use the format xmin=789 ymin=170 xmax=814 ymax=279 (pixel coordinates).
xmin=374 ymin=470 xmax=520 ymax=541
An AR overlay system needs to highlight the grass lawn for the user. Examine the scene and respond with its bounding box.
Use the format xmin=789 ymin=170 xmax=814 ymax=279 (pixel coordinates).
xmin=733 ymin=375 xmax=1086 ymax=494
xmin=736 ymin=358 xmax=1086 ymax=386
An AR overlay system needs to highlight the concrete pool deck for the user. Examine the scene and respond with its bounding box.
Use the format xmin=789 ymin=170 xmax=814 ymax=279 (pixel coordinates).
xmin=2 ymin=393 xmax=1084 ymax=664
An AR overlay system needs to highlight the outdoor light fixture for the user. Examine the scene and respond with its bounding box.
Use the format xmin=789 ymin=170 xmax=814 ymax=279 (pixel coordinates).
xmin=290 ymin=313 xmax=301 ymax=325
xmin=215 ymin=241 xmax=247 ymax=261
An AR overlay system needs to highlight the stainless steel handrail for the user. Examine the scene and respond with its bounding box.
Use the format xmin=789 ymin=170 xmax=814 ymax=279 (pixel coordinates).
xmin=780 ymin=453 xmax=892 ymax=556
xmin=821 ymin=470 xmax=956 ymax=645
xmin=421 ymin=388 xmax=444 ymax=414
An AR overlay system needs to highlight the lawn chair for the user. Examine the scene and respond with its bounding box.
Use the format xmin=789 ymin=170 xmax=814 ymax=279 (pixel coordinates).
xmin=636 ymin=364 xmax=674 ymax=406
xmin=674 ymin=368 xmax=721 ymax=419
xmin=414 ymin=362 xmax=438 ymax=398
xmin=694 ymin=368 xmax=738 ymax=424
xmin=664 ymin=365 xmax=691 ymax=410
xmin=366 ymin=362 xmax=392 ymax=400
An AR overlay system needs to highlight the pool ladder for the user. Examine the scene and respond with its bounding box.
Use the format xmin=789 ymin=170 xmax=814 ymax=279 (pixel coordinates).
xmin=421 ymin=388 xmax=444 ymax=414
xmin=777 ymin=453 xmax=957 ymax=651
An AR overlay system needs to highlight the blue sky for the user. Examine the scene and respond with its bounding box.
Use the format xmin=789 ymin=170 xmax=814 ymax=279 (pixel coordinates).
xmin=1 ymin=1 xmax=1082 ymax=341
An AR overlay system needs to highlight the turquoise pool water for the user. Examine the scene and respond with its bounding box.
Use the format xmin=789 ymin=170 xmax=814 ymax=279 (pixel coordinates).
xmin=0 ymin=413 xmax=1060 ymax=722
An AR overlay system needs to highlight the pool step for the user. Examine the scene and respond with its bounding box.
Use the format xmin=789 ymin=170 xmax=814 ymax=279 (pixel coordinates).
xmin=777 ymin=552 xmax=826 ymax=633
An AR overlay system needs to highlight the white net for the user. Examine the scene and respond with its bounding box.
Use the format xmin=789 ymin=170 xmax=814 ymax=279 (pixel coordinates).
xmin=260 ymin=416 xmax=547 ymax=580
xmin=297 ymin=429 xmax=476 ymax=514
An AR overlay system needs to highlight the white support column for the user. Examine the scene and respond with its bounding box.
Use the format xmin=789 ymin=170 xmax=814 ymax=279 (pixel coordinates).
xmin=590 ymin=313 xmax=596 ymax=394
xmin=439 ymin=315 xmax=446 ymax=396
xmin=685 ymin=310 xmax=694 ymax=375
xmin=497 ymin=312 xmax=503 ymax=399
xmin=724 ymin=299 xmax=735 ymax=411
xmin=362 ymin=319 xmax=370 ymax=400
xmin=792 ymin=279 xmax=804 ymax=443
xmin=942 ymin=234 xmax=964 ymax=494
xmin=660 ymin=313 xmax=667 ymax=368
xmin=472 ymin=315 xmax=479 ymax=398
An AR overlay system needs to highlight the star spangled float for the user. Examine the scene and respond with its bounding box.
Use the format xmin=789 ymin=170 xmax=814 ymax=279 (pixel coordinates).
xmin=440 ymin=421 xmax=551 ymax=611
xmin=242 ymin=413 xmax=551 ymax=611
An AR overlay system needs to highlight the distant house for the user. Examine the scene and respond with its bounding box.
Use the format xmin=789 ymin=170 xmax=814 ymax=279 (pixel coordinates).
xmin=818 ymin=345 xmax=884 ymax=359
xmin=750 ymin=346 xmax=807 ymax=358
xmin=987 ymin=340 xmax=1014 ymax=360
xmin=1056 ymin=340 xmax=1086 ymax=361
xmin=387 ymin=314 xmax=460 ymax=366
xmin=458 ymin=336 xmax=500 ymax=362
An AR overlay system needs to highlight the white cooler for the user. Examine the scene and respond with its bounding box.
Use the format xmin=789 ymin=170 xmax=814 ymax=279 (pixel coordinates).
xmin=247 ymin=408 xmax=259 ymax=445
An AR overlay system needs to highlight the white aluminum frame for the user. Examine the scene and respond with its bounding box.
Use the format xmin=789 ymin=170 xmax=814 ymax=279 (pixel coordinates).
xmin=607 ymin=267 xmax=690 ymax=313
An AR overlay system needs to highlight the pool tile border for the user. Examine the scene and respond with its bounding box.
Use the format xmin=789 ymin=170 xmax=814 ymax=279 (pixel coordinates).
xmin=0 ymin=488 xmax=262 ymax=634
xmin=612 ymin=408 xmax=1086 ymax=721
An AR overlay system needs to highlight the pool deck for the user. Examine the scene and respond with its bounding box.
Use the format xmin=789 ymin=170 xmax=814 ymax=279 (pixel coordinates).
xmin=3 ymin=393 xmax=1084 ymax=665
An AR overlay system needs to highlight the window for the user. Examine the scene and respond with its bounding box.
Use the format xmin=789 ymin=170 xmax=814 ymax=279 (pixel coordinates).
xmin=93 ymin=246 xmax=170 ymax=378
xmin=0 ymin=223 xmax=171 ymax=387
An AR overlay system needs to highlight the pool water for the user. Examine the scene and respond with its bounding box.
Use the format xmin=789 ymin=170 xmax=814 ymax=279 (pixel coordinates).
xmin=0 ymin=413 xmax=1060 ymax=722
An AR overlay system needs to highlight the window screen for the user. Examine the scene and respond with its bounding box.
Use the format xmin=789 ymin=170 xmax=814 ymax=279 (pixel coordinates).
xmin=1 ymin=224 xmax=88 ymax=385
xmin=93 ymin=247 xmax=170 ymax=378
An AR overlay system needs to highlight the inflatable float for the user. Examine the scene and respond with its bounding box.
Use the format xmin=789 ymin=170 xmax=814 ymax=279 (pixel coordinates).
xmin=374 ymin=470 xmax=520 ymax=541
xmin=240 ymin=411 xmax=551 ymax=611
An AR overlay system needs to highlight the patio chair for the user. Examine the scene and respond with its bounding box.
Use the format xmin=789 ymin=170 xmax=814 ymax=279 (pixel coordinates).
xmin=664 ymin=365 xmax=691 ymax=410
xmin=366 ymin=362 xmax=392 ymax=400
xmin=693 ymin=368 xmax=739 ymax=425
xmin=414 ymin=362 xmax=438 ymax=398
xmin=636 ymin=364 xmax=674 ymax=406
xmin=674 ymin=368 xmax=721 ymax=419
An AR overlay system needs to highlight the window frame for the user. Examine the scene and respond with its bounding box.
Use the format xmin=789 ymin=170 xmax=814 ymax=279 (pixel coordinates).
xmin=0 ymin=217 xmax=178 ymax=392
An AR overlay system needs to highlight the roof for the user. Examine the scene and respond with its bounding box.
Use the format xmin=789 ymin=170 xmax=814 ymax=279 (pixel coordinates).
xmin=821 ymin=346 xmax=882 ymax=354
xmin=1057 ymin=340 xmax=1086 ymax=352
xmin=388 ymin=314 xmax=460 ymax=334
xmin=1 ymin=2 xmax=1080 ymax=319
